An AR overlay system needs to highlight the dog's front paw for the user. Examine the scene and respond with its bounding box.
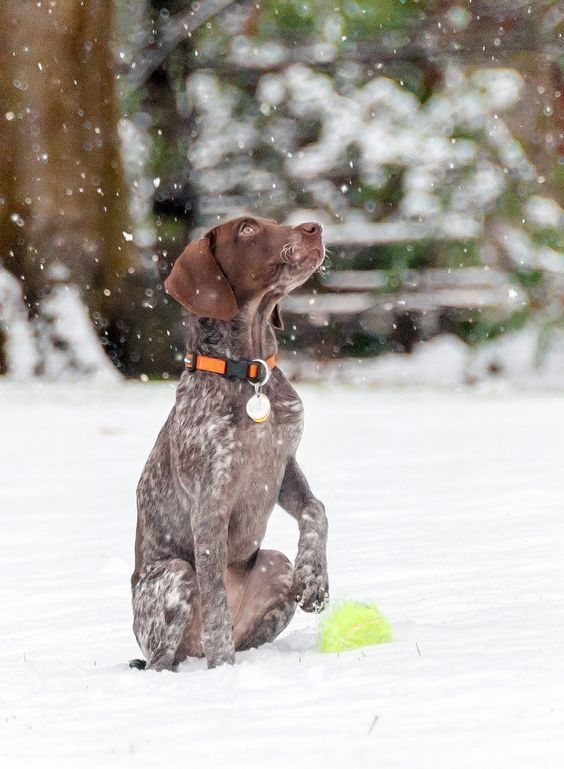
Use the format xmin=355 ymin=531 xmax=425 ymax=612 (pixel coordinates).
xmin=292 ymin=553 xmax=329 ymax=613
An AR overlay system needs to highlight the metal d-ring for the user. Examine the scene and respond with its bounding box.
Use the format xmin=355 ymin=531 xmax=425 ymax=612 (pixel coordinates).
xmin=248 ymin=358 xmax=271 ymax=388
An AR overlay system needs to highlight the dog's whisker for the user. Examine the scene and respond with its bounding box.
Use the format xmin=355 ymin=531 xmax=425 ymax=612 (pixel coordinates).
xmin=280 ymin=242 xmax=294 ymax=265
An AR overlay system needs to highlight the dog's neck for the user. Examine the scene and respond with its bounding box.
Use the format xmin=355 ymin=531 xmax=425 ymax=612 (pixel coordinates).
xmin=185 ymin=293 xmax=279 ymax=361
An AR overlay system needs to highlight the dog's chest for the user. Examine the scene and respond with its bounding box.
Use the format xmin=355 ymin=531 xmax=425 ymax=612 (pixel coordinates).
xmin=227 ymin=389 xmax=303 ymax=561
xmin=236 ymin=388 xmax=303 ymax=496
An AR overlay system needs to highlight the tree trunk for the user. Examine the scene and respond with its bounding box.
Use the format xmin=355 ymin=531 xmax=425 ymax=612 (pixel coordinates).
xmin=0 ymin=0 xmax=131 ymax=378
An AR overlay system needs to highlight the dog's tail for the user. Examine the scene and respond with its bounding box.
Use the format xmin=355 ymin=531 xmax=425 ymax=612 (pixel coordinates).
xmin=129 ymin=658 xmax=147 ymax=670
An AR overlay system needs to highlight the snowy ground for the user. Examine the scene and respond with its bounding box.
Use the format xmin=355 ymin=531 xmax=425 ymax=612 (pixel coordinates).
xmin=1 ymin=380 xmax=564 ymax=769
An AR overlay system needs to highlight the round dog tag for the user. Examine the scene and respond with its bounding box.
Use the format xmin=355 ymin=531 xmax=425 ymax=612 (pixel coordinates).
xmin=246 ymin=393 xmax=271 ymax=423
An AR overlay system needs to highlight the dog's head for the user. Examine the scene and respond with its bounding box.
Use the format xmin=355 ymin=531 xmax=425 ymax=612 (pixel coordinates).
xmin=164 ymin=216 xmax=324 ymax=329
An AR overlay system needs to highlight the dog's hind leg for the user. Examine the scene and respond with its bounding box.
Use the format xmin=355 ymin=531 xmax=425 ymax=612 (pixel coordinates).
xmin=133 ymin=551 xmax=296 ymax=668
xmin=132 ymin=558 xmax=203 ymax=671
xmin=229 ymin=550 xmax=297 ymax=652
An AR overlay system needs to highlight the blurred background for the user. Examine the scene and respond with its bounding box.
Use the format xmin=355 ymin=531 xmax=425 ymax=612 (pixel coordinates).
xmin=0 ymin=0 xmax=562 ymax=386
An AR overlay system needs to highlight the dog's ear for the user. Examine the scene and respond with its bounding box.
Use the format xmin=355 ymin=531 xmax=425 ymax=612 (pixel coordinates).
xmin=270 ymin=302 xmax=284 ymax=330
xmin=164 ymin=230 xmax=238 ymax=321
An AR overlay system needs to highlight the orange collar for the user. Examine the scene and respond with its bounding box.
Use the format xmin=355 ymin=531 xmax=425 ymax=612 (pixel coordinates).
xmin=184 ymin=352 xmax=276 ymax=383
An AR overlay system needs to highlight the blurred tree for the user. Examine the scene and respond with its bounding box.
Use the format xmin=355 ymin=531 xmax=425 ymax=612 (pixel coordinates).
xmin=0 ymin=0 xmax=131 ymax=377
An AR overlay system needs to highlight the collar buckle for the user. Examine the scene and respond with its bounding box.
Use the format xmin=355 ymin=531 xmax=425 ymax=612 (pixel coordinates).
xmin=224 ymin=357 xmax=252 ymax=380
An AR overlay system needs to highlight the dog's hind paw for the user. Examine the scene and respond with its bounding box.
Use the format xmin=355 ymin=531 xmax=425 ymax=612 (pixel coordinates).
xmin=129 ymin=658 xmax=147 ymax=670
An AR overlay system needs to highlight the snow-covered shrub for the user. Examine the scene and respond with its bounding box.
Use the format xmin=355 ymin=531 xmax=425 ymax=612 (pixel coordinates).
xmin=184 ymin=62 xmax=548 ymax=240
xmin=0 ymin=264 xmax=118 ymax=381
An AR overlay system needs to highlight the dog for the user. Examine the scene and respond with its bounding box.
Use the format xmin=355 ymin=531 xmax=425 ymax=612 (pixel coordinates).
xmin=131 ymin=216 xmax=329 ymax=671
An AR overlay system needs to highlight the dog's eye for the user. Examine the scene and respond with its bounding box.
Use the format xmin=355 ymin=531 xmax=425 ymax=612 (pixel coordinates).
xmin=240 ymin=222 xmax=256 ymax=236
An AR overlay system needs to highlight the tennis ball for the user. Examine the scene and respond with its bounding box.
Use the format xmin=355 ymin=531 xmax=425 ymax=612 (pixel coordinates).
xmin=319 ymin=600 xmax=392 ymax=653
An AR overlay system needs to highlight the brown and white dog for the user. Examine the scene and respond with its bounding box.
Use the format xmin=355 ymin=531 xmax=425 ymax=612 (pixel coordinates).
xmin=131 ymin=216 xmax=329 ymax=671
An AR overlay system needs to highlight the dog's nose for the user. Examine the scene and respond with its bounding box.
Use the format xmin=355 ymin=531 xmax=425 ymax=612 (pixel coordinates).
xmin=296 ymin=221 xmax=321 ymax=236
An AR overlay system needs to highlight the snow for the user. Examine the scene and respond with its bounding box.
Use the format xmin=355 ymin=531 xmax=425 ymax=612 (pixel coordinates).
xmin=353 ymin=336 xmax=468 ymax=388
xmin=525 ymin=196 xmax=563 ymax=230
xmin=467 ymin=323 xmax=564 ymax=389
xmin=0 ymin=267 xmax=39 ymax=379
xmin=495 ymin=224 xmax=564 ymax=274
xmin=0 ymin=267 xmax=118 ymax=381
xmin=38 ymin=284 xmax=120 ymax=382
xmin=118 ymin=118 xmax=157 ymax=250
xmin=1 ymin=380 xmax=564 ymax=768
xmin=282 ymin=324 xmax=564 ymax=390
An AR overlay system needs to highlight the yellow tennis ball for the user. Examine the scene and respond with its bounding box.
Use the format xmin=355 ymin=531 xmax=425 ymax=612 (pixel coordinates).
xmin=319 ymin=600 xmax=392 ymax=653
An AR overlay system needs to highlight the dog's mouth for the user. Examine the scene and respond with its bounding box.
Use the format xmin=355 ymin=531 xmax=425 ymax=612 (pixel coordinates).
xmin=279 ymin=239 xmax=325 ymax=270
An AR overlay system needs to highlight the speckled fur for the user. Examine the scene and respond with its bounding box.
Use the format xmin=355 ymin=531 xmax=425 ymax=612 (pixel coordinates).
xmin=132 ymin=223 xmax=329 ymax=671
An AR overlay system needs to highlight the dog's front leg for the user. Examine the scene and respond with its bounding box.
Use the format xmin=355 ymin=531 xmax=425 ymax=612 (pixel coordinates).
xmin=278 ymin=456 xmax=329 ymax=612
xmin=192 ymin=507 xmax=235 ymax=668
